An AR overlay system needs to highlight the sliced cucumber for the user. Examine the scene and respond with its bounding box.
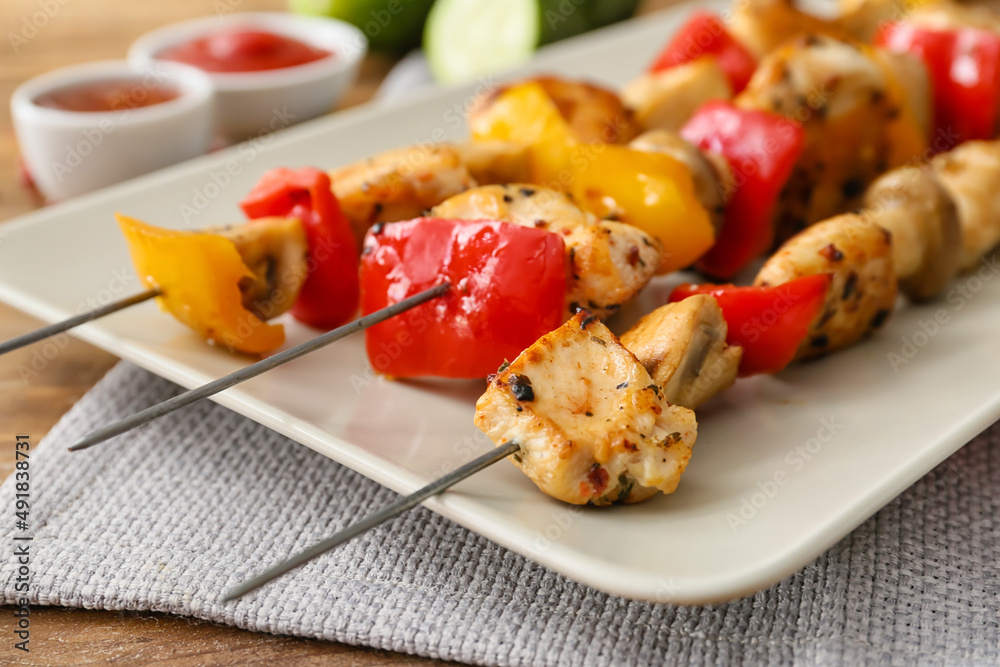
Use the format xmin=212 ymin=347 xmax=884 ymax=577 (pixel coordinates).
xmin=424 ymin=0 xmax=638 ymax=84
xmin=425 ymin=0 xmax=539 ymax=85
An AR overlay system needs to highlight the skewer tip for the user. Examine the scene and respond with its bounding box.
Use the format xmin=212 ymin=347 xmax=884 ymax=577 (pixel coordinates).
xmin=68 ymin=426 xmax=116 ymax=451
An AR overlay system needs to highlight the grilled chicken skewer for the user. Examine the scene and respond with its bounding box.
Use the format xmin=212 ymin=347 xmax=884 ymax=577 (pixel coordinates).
xmin=224 ymin=303 xmax=741 ymax=598
xmin=0 ymin=289 xmax=162 ymax=356
xmin=68 ymin=283 xmax=451 ymax=452
xmin=0 ymin=216 xmax=308 ymax=357
xmin=474 ymin=133 xmax=1000 ymax=505
xmin=431 ymin=184 xmax=662 ymax=319
xmin=206 ymin=0 xmax=1000 ymax=602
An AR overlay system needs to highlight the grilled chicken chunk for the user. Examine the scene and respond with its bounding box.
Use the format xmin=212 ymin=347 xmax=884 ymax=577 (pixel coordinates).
xmin=208 ymin=217 xmax=307 ymax=320
xmin=728 ymin=0 xmax=852 ymax=57
xmin=755 ymin=213 xmax=896 ymax=360
xmin=472 ymin=76 xmax=638 ymax=144
xmin=330 ymin=144 xmax=477 ymax=249
xmin=475 ymin=313 xmax=698 ymax=506
xmin=838 ymin=0 xmax=906 ymax=42
xmin=862 ymin=166 xmax=962 ymax=301
xmin=907 ymin=2 xmax=1000 ymax=32
xmin=431 ymin=184 xmax=662 ymax=319
xmin=453 ymin=140 xmax=531 ymax=185
xmin=738 ymin=34 xmax=925 ymax=242
xmin=629 ymin=129 xmax=732 ymax=234
xmin=621 ymin=295 xmax=742 ymax=409
xmin=930 ymin=141 xmax=1000 ymax=271
xmin=841 ymin=0 xmax=1000 ymax=53
xmin=621 ymin=59 xmax=732 ymax=133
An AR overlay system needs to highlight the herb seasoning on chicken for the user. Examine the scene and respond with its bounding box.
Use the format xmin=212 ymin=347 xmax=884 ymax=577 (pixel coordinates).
xmin=475 ymin=312 xmax=697 ymax=506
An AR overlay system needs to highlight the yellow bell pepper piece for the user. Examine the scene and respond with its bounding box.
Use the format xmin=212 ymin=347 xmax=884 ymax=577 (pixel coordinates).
xmin=472 ymin=81 xmax=715 ymax=274
xmin=117 ymin=213 xmax=285 ymax=355
xmin=469 ymin=81 xmax=576 ymax=188
xmin=571 ymin=145 xmax=715 ymax=274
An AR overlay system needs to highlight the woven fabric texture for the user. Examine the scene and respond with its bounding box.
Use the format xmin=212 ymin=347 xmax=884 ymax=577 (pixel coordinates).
xmin=2 ymin=362 xmax=999 ymax=666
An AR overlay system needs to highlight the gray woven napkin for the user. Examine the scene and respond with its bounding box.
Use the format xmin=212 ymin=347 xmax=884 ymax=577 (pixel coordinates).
xmin=3 ymin=362 xmax=999 ymax=666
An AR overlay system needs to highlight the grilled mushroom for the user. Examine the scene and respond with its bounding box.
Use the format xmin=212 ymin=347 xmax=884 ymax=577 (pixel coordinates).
xmin=210 ymin=216 xmax=308 ymax=321
xmin=620 ymin=295 xmax=742 ymax=409
xmin=621 ymin=58 xmax=731 ymax=133
xmin=862 ymin=166 xmax=962 ymax=301
xmin=930 ymin=140 xmax=1000 ymax=271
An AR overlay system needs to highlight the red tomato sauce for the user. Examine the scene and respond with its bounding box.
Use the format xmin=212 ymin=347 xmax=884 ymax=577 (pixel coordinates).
xmin=34 ymin=79 xmax=180 ymax=112
xmin=159 ymin=29 xmax=332 ymax=73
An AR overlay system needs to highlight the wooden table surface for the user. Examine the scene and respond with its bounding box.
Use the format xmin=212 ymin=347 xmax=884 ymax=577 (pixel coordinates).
xmin=0 ymin=0 xmax=675 ymax=664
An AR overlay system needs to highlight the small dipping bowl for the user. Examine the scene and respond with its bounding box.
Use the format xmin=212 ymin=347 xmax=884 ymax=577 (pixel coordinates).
xmin=128 ymin=12 xmax=367 ymax=142
xmin=11 ymin=60 xmax=214 ymax=202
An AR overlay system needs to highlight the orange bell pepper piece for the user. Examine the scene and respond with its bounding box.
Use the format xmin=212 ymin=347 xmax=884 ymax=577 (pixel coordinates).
xmin=570 ymin=144 xmax=715 ymax=274
xmin=469 ymin=81 xmax=576 ymax=187
xmin=470 ymin=81 xmax=714 ymax=274
xmin=117 ymin=213 xmax=285 ymax=355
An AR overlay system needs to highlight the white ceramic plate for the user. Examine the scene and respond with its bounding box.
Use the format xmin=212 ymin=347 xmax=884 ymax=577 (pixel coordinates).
xmin=4 ymin=1 xmax=1000 ymax=605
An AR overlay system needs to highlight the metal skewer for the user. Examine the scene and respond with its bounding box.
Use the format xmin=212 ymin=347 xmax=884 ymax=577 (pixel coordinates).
xmin=221 ymin=440 xmax=520 ymax=602
xmin=68 ymin=282 xmax=451 ymax=452
xmin=0 ymin=288 xmax=161 ymax=356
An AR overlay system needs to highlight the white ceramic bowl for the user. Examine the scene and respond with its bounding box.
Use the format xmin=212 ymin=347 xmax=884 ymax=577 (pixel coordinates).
xmin=128 ymin=12 xmax=367 ymax=141
xmin=11 ymin=60 xmax=214 ymax=202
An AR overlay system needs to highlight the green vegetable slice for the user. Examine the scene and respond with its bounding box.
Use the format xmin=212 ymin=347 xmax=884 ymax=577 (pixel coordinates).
xmin=425 ymin=0 xmax=540 ymax=84
xmin=424 ymin=0 xmax=641 ymax=84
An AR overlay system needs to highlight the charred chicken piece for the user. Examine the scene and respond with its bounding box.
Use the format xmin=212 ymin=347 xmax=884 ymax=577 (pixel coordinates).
xmin=475 ymin=312 xmax=698 ymax=506
xmin=453 ymin=140 xmax=531 ymax=185
xmin=330 ymin=144 xmax=477 ymax=249
xmin=738 ymin=34 xmax=925 ymax=242
xmin=621 ymin=59 xmax=732 ymax=134
xmin=755 ymin=213 xmax=896 ymax=360
xmin=620 ymin=295 xmax=742 ymax=409
xmin=728 ymin=0 xmax=852 ymax=57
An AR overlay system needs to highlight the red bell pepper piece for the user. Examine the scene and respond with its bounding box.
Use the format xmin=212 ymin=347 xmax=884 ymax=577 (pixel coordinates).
xmin=649 ymin=11 xmax=757 ymax=93
xmin=361 ymin=218 xmax=566 ymax=379
xmin=681 ymin=101 xmax=805 ymax=279
xmin=240 ymin=167 xmax=359 ymax=330
xmin=670 ymin=274 xmax=831 ymax=377
xmin=876 ymin=22 xmax=1000 ymax=151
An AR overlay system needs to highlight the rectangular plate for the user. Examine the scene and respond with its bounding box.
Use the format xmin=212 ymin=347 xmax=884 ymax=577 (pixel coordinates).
xmin=4 ymin=1 xmax=1000 ymax=604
